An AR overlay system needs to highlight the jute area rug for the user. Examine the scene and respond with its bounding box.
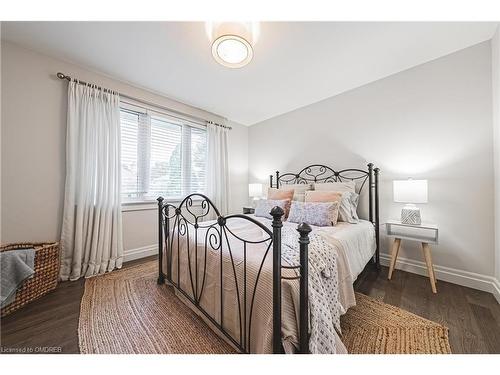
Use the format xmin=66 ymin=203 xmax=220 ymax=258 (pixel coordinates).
xmin=340 ymin=293 xmax=451 ymax=354
xmin=78 ymin=260 xmax=451 ymax=354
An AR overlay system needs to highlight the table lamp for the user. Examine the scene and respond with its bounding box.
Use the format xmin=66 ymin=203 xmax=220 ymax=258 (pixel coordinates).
xmin=248 ymin=183 xmax=263 ymax=207
xmin=393 ymin=179 xmax=428 ymax=225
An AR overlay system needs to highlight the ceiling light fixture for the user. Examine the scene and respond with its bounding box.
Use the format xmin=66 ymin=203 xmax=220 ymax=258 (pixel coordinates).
xmin=212 ymin=35 xmax=253 ymax=68
xmin=206 ymin=22 xmax=258 ymax=68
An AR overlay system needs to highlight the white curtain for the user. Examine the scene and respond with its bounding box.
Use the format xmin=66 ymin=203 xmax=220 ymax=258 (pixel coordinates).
xmin=60 ymin=81 xmax=123 ymax=280
xmin=206 ymin=122 xmax=230 ymax=215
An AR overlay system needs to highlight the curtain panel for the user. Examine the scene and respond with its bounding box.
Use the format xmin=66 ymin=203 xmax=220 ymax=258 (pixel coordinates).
xmin=60 ymin=81 xmax=123 ymax=280
xmin=206 ymin=122 xmax=230 ymax=216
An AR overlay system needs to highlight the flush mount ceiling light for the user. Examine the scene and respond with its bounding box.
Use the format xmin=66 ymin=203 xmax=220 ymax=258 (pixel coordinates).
xmin=206 ymin=22 xmax=259 ymax=69
xmin=212 ymin=35 xmax=253 ymax=68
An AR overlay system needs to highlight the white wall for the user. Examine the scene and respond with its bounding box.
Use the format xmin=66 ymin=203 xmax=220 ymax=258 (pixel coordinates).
xmin=1 ymin=41 xmax=248 ymax=259
xmin=0 ymin=25 xmax=2 ymax=244
xmin=249 ymin=42 xmax=496 ymax=285
xmin=492 ymin=28 xmax=500 ymax=295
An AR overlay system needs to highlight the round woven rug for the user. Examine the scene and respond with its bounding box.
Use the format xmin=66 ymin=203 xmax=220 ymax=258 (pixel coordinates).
xmin=78 ymin=260 xmax=451 ymax=354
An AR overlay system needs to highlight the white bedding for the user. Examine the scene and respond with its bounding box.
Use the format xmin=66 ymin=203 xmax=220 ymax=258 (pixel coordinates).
xmin=250 ymin=215 xmax=376 ymax=282
xmin=316 ymin=220 xmax=376 ymax=281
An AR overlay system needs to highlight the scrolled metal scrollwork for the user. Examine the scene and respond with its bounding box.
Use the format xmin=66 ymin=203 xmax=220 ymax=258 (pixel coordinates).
xmin=276 ymin=164 xmax=370 ymax=193
xmin=270 ymin=162 xmax=380 ymax=277
xmin=206 ymin=225 xmax=222 ymax=251
xmin=157 ymin=193 xmax=280 ymax=353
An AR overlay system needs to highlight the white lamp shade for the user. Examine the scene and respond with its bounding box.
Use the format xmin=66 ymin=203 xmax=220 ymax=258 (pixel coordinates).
xmin=249 ymin=183 xmax=263 ymax=198
xmin=393 ymin=179 xmax=428 ymax=204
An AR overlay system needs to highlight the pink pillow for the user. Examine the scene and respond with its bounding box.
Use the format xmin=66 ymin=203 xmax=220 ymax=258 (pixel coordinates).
xmin=305 ymin=190 xmax=342 ymax=203
xmin=268 ymin=188 xmax=294 ymax=200
xmin=267 ymin=188 xmax=293 ymax=218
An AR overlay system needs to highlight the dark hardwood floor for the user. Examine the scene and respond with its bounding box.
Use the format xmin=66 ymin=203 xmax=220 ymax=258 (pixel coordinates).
xmin=1 ymin=258 xmax=499 ymax=354
xmin=355 ymin=266 xmax=500 ymax=354
xmin=0 ymin=256 xmax=153 ymax=354
xmin=1 ymin=277 xmax=84 ymax=354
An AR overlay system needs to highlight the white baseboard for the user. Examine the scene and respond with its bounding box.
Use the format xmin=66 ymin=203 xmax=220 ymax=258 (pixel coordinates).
xmin=493 ymin=278 xmax=500 ymax=304
xmin=124 ymin=244 xmax=157 ymax=262
xmin=380 ymin=254 xmax=500 ymax=303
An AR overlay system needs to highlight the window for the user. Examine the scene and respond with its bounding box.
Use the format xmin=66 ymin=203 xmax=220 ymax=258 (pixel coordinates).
xmin=120 ymin=105 xmax=207 ymax=202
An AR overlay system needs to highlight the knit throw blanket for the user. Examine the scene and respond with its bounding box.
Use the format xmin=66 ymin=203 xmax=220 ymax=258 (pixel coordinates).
xmin=280 ymin=226 xmax=341 ymax=354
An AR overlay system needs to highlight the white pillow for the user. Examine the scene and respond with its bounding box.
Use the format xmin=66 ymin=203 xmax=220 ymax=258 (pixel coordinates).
xmin=342 ymin=191 xmax=360 ymax=223
xmin=314 ymin=180 xmax=356 ymax=193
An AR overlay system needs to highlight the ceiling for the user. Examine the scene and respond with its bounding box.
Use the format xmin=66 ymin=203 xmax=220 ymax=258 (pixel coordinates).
xmin=2 ymin=22 xmax=497 ymax=125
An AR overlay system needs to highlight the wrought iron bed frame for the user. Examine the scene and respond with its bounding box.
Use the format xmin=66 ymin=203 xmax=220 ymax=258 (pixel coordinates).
xmin=157 ymin=163 xmax=379 ymax=354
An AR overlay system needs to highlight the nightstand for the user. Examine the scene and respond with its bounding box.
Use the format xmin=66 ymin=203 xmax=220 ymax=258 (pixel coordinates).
xmin=385 ymin=220 xmax=439 ymax=293
xmin=243 ymin=206 xmax=255 ymax=214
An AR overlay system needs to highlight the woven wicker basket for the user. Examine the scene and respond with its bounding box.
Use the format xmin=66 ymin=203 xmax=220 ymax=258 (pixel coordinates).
xmin=1 ymin=242 xmax=60 ymax=317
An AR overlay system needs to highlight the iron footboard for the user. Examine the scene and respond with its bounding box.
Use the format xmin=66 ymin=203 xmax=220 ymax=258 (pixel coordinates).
xmin=157 ymin=194 xmax=310 ymax=354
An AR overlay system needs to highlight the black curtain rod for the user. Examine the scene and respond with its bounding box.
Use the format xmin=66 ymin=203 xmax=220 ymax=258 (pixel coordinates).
xmin=56 ymin=72 xmax=232 ymax=130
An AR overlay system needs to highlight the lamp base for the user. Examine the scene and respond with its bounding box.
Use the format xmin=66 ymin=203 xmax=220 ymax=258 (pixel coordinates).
xmin=401 ymin=205 xmax=421 ymax=225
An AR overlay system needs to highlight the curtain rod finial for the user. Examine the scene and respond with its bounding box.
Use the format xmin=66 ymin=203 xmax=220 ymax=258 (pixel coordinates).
xmin=57 ymin=72 xmax=69 ymax=80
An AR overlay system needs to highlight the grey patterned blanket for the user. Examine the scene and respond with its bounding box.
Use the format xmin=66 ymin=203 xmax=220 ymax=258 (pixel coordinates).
xmin=280 ymin=225 xmax=341 ymax=354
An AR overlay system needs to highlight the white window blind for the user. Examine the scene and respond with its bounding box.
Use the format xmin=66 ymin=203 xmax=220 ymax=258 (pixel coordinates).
xmin=120 ymin=106 xmax=207 ymax=202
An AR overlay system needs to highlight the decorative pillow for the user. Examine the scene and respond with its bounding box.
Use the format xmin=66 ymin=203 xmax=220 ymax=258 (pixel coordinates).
xmin=268 ymin=187 xmax=294 ymax=200
xmin=254 ymin=199 xmax=289 ymax=220
xmin=287 ymin=201 xmax=340 ymax=227
xmin=304 ymin=190 xmax=343 ymax=204
xmin=331 ymin=191 xmax=360 ymax=223
xmin=278 ymin=183 xmax=313 ymax=202
xmin=306 ymin=190 xmax=359 ymax=223
xmin=267 ymin=188 xmax=293 ymax=217
xmin=314 ymin=180 xmax=356 ymax=193
xmin=347 ymin=192 xmax=360 ymax=223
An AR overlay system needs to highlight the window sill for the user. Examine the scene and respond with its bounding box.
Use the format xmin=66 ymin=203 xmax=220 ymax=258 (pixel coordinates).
xmin=121 ymin=198 xmax=204 ymax=212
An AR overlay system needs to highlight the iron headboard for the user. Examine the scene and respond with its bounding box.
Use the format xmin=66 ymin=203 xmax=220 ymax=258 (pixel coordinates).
xmin=269 ymin=163 xmax=380 ymax=267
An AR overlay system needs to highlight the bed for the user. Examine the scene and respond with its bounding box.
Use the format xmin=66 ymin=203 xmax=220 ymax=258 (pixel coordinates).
xmin=156 ymin=164 xmax=380 ymax=354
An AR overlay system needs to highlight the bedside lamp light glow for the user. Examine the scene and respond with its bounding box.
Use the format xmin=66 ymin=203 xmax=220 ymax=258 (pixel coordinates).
xmin=393 ymin=179 xmax=428 ymax=203
xmin=393 ymin=179 xmax=428 ymax=225
xmin=249 ymin=183 xmax=263 ymax=198
xmin=248 ymin=183 xmax=263 ymax=208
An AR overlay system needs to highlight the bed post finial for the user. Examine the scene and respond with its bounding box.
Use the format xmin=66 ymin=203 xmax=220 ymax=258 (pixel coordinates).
xmin=270 ymin=206 xmax=284 ymax=354
xmin=157 ymin=197 xmax=165 ymax=285
xmin=297 ymin=222 xmax=311 ymax=354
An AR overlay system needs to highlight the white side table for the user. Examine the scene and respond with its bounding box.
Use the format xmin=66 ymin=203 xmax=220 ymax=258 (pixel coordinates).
xmin=385 ymin=220 xmax=439 ymax=293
